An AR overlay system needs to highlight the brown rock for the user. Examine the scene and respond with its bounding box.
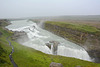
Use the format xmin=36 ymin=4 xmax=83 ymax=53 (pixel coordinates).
xmin=46 ymin=43 xmax=51 ymax=49
xmin=50 ymin=62 xmax=63 ymax=67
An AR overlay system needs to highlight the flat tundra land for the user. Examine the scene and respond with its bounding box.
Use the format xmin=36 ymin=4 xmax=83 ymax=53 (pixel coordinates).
xmin=53 ymin=20 xmax=100 ymax=29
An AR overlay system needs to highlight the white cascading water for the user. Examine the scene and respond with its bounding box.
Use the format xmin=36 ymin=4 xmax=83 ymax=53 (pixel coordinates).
xmin=6 ymin=19 xmax=92 ymax=61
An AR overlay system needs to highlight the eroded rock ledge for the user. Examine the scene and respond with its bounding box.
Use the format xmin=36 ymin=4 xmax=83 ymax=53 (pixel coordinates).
xmin=46 ymin=41 xmax=59 ymax=55
xmin=11 ymin=31 xmax=29 ymax=44
xmin=44 ymin=21 xmax=100 ymax=63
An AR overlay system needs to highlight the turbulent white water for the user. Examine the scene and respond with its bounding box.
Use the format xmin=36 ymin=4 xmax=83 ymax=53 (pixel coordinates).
xmin=6 ymin=19 xmax=92 ymax=61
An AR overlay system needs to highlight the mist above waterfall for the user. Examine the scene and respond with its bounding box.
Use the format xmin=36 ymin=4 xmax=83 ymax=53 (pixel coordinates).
xmin=6 ymin=19 xmax=92 ymax=62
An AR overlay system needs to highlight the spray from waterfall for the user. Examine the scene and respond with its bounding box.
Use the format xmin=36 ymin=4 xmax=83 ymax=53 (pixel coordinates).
xmin=38 ymin=20 xmax=45 ymax=28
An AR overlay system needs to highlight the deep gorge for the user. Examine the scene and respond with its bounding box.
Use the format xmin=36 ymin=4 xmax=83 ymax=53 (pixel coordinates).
xmin=44 ymin=21 xmax=100 ymax=63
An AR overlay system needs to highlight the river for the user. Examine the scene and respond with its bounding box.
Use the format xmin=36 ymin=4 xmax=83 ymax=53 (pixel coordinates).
xmin=6 ymin=19 xmax=92 ymax=61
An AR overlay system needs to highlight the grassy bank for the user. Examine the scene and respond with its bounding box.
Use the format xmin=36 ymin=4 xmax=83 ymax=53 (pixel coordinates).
xmin=11 ymin=40 xmax=100 ymax=67
xmin=0 ymin=20 xmax=13 ymax=67
xmin=0 ymin=20 xmax=100 ymax=67
xmin=45 ymin=21 xmax=100 ymax=34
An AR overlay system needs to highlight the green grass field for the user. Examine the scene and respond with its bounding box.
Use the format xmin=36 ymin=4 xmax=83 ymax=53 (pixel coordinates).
xmin=0 ymin=21 xmax=100 ymax=67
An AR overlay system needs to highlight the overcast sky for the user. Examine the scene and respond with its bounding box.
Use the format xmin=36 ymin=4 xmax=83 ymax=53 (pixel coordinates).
xmin=0 ymin=0 xmax=100 ymax=18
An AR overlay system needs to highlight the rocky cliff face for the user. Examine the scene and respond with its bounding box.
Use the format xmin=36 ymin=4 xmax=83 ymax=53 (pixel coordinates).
xmin=46 ymin=41 xmax=59 ymax=55
xmin=11 ymin=31 xmax=29 ymax=44
xmin=44 ymin=22 xmax=100 ymax=63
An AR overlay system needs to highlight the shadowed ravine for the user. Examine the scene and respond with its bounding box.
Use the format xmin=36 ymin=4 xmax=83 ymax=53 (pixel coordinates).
xmin=6 ymin=20 xmax=92 ymax=62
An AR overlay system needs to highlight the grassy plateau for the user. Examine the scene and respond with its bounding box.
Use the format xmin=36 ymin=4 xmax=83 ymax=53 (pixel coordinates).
xmin=45 ymin=21 xmax=100 ymax=34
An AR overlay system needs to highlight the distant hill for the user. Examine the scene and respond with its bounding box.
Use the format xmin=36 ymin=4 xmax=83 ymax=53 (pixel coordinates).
xmin=30 ymin=15 xmax=100 ymax=22
xmin=55 ymin=15 xmax=100 ymax=21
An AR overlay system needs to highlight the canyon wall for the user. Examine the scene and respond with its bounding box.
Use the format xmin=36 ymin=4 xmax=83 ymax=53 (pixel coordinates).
xmin=44 ymin=21 xmax=100 ymax=63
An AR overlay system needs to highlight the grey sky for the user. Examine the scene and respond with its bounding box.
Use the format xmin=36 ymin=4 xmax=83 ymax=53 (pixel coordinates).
xmin=0 ymin=0 xmax=100 ymax=18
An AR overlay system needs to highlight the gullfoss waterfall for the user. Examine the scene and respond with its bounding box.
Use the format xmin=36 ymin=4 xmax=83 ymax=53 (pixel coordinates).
xmin=6 ymin=20 xmax=92 ymax=62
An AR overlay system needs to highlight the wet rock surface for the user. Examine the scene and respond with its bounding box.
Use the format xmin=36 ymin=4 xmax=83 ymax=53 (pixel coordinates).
xmin=46 ymin=43 xmax=51 ymax=49
xmin=46 ymin=41 xmax=60 ymax=55
xmin=87 ymin=50 xmax=100 ymax=63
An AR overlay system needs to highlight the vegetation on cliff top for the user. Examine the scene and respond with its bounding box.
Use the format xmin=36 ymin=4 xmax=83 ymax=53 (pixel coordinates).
xmin=0 ymin=20 xmax=100 ymax=67
xmin=45 ymin=21 xmax=100 ymax=34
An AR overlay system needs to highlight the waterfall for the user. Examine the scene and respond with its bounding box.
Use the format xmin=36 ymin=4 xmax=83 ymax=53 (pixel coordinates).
xmin=51 ymin=45 xmax=54 ymax=54
xmin=57 ymin=46 xmax=91 ymax=61
xmin=6 ymin=19 xmax=92 ymax=62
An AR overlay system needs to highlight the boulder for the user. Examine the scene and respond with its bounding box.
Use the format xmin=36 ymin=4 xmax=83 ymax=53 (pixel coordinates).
xmin=50 ymin=62 xmax=63 ymax=67
xmin=46 ymin=43 xmax=51 ymax=49
xmin=49 ymin=41 xmax=60 ymax=45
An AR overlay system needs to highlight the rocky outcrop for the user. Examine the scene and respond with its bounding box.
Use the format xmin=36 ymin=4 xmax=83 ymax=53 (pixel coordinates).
xmin=44 ymin=22 xmax=100 ymax=63
xmin=0 ymin=19 xmax=11 ymax=27
xmin=50 ymin=62 xmax=63 ymax=67
xmin=46 ymin=43 xmax=51 ymax=49
xmin=11 ymin=31 xmax=29 ymax=44
xmin=46 ymin=41 xmax=60 ymax=55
